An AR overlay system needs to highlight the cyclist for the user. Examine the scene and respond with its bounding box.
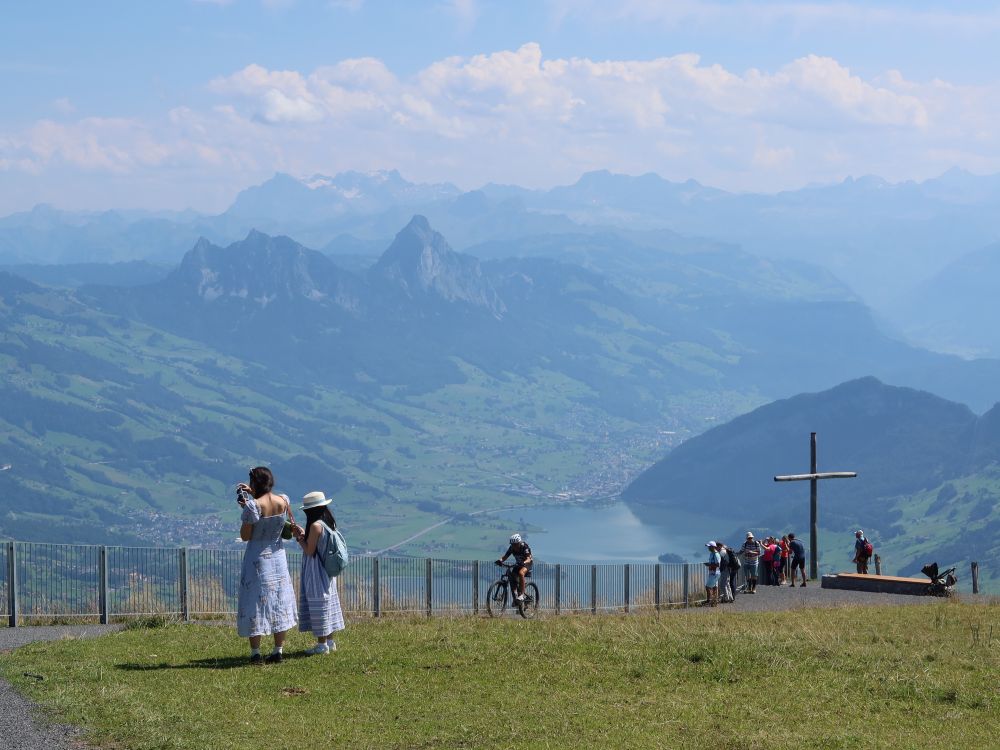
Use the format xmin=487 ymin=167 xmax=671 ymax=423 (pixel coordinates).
xmin=496 ymin=533 xmax=533 ymax=601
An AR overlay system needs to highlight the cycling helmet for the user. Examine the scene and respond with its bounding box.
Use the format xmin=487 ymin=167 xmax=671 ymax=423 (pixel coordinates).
xmin=509 ymin=533 xmax=522 ymax=545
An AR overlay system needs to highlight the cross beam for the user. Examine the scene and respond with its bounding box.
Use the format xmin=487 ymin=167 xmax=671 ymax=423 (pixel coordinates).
xmin=773 ymin=432 xmax=857 ymax=580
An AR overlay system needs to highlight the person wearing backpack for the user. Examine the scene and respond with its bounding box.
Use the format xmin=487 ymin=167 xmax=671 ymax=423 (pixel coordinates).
xmin=718 ymin=542 xmax=733 ymax=603
xmin=788 ymin=532 xmax=807 ymax=587
xmin=725 ymin=543 xmax=741 ymax=600
xmin=292 ymin=491 xmax=346 ymax=655
xmin=853 ymin=530 xmax=873 ymax=574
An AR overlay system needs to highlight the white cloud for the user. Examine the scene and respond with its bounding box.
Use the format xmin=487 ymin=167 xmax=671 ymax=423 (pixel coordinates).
xmin=51 ymin=97 xmax=76 ymax=115
xmin=3 ymin=43 xmax=1000 ymax=209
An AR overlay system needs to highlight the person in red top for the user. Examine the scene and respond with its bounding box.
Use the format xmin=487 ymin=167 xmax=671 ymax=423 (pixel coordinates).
xmin=760 ymin=536 xmax=775 ymax=586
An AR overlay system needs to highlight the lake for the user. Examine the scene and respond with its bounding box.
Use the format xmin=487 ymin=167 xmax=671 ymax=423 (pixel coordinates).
xmin=495 ymin=502 xmax=718 ymax=564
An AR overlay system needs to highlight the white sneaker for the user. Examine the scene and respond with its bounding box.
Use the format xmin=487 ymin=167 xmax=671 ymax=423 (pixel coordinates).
xmin=515 ymin=593 xmax=525 ymax=602
xmin=327 ymin=641 xmax=337 ymax=652
xmin=305 ymin=643 xmax=330 ymax=656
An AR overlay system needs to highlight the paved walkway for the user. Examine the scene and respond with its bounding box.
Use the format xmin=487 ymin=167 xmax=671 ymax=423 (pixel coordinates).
xmin=690 ymin=580 xmax=951 ymax=612
xmin=0 ymin=625 xmax=122 ymax=750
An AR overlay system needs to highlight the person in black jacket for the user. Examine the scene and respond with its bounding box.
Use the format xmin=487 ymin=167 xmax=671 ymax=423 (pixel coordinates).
xmin=725 ymin=543 xmax=741 ymax=599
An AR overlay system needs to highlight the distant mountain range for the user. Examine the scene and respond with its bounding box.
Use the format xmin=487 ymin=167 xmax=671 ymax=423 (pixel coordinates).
xmin=0 ymin=194 xmax=1000 ymax=569
xmin=624 ymin=377 xmax=1000 ymax=584
xmin=5 ymin=167 xmax=1000 ymax=358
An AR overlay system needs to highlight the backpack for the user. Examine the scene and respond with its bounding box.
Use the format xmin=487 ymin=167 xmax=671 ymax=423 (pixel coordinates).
xmin=863 ymin=540 xmax=873 ymax=557
xmin=319 ymin=521 xmax=349 ymax=577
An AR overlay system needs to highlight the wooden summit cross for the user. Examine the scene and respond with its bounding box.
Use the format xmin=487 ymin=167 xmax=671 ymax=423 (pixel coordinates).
xmin=774 ymin=432 xmax=857 ymax=580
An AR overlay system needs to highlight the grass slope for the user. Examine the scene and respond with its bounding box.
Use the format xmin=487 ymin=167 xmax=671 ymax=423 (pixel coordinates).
xmin=2 ymin=604 xmax=997 ymax=749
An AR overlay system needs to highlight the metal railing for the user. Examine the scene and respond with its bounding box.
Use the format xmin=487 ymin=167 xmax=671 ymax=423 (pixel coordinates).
xmin=1 ymin=540 xmax=724 ymax=625
xmin=2 ymin=540 xmax=987 ymax=626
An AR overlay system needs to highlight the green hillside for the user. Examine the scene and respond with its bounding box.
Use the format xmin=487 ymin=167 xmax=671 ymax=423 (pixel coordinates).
xmin=1 ymin=270 xmax=721 ymax=552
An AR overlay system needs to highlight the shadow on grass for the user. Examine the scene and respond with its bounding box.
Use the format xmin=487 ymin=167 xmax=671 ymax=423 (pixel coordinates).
xmin=116 ymin=652 xmax=311 ymax=671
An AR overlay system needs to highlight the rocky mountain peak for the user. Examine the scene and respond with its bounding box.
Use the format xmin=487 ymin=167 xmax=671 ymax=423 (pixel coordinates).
xmin=172 ymin=230 xmax=357 ymax=308
xmin=371 ymin=215 xmax=505 ymax=316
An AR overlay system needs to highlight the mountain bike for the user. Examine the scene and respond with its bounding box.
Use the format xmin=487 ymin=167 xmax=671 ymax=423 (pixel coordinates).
xmin=487 ymin=563 xmax=539 ymax=619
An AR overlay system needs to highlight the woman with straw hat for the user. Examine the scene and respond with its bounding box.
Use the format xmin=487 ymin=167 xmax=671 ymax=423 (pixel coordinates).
xmin=291 ymin=491 xmax=346 ymax=655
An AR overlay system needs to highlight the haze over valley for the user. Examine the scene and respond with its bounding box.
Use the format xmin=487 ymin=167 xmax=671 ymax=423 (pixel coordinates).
xmin=1 ymin=166 xmax=999 ymax=587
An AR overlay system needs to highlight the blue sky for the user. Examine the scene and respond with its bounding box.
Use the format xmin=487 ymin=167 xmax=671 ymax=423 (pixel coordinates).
xmin=2 ymin=0 xmax=1000 ymax=212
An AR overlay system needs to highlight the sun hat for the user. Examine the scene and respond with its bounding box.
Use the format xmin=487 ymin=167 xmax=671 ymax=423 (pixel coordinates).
xmin=301 ymin=491 xmax=333 ymax=511
xmin=705 ymin=540 xmax=717 ymax=548
xmin=746 ymin=531 xmax=754 ymax=538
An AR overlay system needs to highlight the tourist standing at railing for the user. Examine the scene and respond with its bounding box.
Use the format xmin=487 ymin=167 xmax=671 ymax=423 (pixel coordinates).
xmin=717 ymin=542 xmax=733 ymax=603
xmin=725 ymin=543 xmax=740 ymax=600
xmin=760 ymin=537 xmax=775 ymax=586
xmin=740 ymin=532 xmax=761 ymax=593
xmin=236 ymin=466 xmax=298 ymax=664
xmin=771 ymin=538 xmax=784 ymax=586
xmin=788 ymin=533 xmax=807 ymax=587
xmin=853 ymin=530 xmax=872 ymax=574
xmin=704 ymin=541 xmax=721 ymax=606
xmin=779 ymin=535 xmax=790 ymax=585
xmin=291 ymin=491 xmax=345 ymax=656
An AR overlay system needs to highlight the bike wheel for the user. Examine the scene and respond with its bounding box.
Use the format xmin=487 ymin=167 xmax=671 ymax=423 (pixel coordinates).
xmin=486 ymin=581 xmax=507 ymax=617
xmin=519 ymin=582 xmax=540 ymax=619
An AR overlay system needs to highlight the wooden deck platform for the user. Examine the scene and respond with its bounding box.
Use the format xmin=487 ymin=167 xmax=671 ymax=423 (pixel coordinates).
xmin=821 ymin=572 xmax=934 ymax=596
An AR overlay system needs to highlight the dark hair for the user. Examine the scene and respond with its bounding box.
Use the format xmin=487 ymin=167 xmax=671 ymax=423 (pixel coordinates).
xmin=788 ymin=533 xmax=796 ymax=540
xmin=248 ymin=466 xmax=274 ymax=498
xmin=304 ymin=505 xmax=336 ymax=530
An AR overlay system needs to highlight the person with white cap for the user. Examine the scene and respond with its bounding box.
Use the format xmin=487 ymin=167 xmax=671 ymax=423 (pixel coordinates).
xmin=704 ymin=541 xmax=721 ymax=606
xmin=853 ymin=530 xmax=872 ymax=574
xmin=291 ymin=491 xmax=346 ymax=655
xmin=740 ymin=532 xmax=763 ymax=593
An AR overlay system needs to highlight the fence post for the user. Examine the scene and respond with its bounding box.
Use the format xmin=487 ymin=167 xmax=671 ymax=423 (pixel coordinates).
xmin=98 ymin=546 xmax=109 ymax=625
xmin=472 ymin=560 xmax=479 ymax=615
xmin=971 ymin=561 xmax=979 ymax=594
xmin=654 ymin=564 xmax=661 ymax=612
xmin=7 ymin=541 xmax=17 ymax=628
xmin=683 ymin=563 xmax=690 ymax=608
xmin=179 ymin=547 xmax=190 ymax=622
xmin=554 ymin=564 xmax=561 ymax=615
xmin=874 ymin=554 xmax=882 ymax=576
xmin=425 ymin=558 xmax=433 ymax=618
xmin=372 ymin=557 xmax=381 ymax=618
xmin=623 ymin=564 xmax=630 ymax=614
xmin=591 ymin=564 xmax=597 ymax=615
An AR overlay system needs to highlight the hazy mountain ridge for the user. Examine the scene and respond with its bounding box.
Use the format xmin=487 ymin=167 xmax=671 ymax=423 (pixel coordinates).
xmin=891 ymin=241 xmax=1000 ymax=357
xmin=7 ymin=166 xmax=1000 ymax=326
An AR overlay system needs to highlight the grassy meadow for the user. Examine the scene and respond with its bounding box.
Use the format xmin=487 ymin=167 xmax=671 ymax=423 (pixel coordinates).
xmin=2 ymin=602 xmax=997 ymax=749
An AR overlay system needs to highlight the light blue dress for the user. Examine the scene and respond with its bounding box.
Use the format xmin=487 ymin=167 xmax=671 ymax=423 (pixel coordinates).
xmin=237 ymin=499 xmax=298 ymax=638
xmin=706 ymin=550 xmax=722 ymax=588
xmin=298 ymin=523 xmax=346 ymax=638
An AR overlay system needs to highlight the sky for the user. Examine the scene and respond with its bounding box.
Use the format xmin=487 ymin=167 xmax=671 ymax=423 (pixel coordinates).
xmin=2 ymin=0 xmax=1000 ymax=214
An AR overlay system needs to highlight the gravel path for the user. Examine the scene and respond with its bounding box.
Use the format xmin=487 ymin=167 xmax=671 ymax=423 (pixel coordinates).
xmin=0 ymin=625 xmax=122 ymax=750
xmin=683 ymin=579 xmax=952 ymax=613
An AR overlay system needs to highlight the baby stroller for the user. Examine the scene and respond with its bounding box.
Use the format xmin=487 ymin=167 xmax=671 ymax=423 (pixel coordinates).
xmin=920 ymin=562 xmax=957 ymax=597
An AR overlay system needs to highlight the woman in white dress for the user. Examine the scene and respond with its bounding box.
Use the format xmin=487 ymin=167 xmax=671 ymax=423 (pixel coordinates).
xmin=292 ymin=491 xmax=345 ymax=655
xmin=235 ymin=466 xmax=297 ymax=664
